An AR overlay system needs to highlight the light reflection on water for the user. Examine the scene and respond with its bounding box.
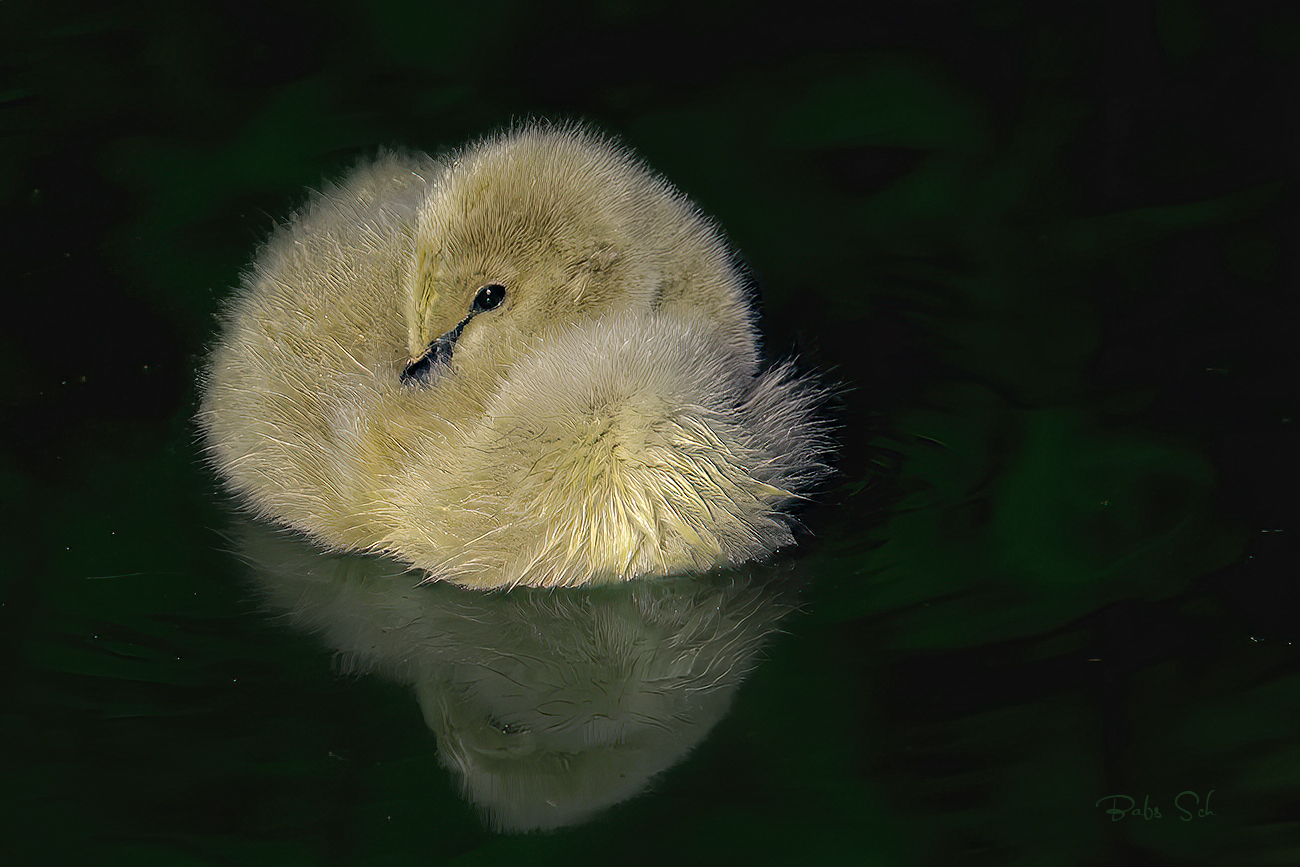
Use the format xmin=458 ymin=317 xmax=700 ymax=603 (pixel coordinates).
xmin=234 ymin=517 xmax=801 ymax=833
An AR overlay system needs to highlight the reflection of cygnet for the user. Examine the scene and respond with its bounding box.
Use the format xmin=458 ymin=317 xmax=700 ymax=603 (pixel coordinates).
xmin=200 ymin=124 xmax=828 ymax=589
xmin=235 ymin=520 xmax=799 ymax=832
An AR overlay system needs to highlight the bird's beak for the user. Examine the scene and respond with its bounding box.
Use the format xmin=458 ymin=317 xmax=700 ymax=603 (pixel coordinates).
xmin=402 ymin=320 xmax=466 ymax=385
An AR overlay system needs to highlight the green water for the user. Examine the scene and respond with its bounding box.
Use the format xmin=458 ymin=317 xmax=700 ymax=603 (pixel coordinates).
xmin=4 ymin=1 xmax=1296 ymax=864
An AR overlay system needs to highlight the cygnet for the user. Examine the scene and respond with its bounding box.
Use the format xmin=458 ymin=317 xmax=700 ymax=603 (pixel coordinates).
xmin=200 ymin=123 xmax=828 ymax=588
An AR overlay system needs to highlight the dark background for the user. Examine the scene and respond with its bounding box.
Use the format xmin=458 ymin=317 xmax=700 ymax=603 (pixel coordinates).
xmin=2 ymin=1 xmax=1297 ymax=864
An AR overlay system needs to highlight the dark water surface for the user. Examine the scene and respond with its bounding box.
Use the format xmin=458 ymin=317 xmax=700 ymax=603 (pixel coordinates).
xmin=4 ymin=2 xmax=1297 ymax=864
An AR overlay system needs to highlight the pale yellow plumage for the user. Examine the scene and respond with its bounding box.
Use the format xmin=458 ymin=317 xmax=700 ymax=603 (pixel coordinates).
xmin=200 ymin=123 xmax=827 ymax=588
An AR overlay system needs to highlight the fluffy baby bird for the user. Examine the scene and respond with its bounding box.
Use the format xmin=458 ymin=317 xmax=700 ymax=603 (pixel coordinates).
xmin=200 ymin=124 xmax=827 ymax=589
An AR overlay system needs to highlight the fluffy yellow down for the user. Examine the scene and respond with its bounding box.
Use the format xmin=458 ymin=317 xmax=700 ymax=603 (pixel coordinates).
xmin=200 ymin=123 xmax=827 ymax=588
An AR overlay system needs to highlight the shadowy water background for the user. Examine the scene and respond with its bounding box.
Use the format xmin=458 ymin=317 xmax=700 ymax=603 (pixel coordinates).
xmin=3 ymin=1 xmax=1297 ymax=864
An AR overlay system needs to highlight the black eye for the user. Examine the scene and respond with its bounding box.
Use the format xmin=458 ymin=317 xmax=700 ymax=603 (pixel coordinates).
xmin=472 ymin=283 xmax=506 ymax=312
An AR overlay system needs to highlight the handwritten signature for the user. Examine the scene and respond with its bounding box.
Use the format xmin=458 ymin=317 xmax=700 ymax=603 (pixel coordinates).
xmin=1095 ymin=791 xmax=1216 ymax=822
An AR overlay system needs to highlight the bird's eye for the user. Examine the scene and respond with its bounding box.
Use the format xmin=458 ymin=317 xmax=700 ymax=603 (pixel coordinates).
xmin=472 ymin=283 xmax=506 ymax=312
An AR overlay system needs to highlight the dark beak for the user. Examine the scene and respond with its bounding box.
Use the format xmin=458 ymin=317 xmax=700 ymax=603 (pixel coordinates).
xmin=401 ymin=319 xmax=467 ymax=386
